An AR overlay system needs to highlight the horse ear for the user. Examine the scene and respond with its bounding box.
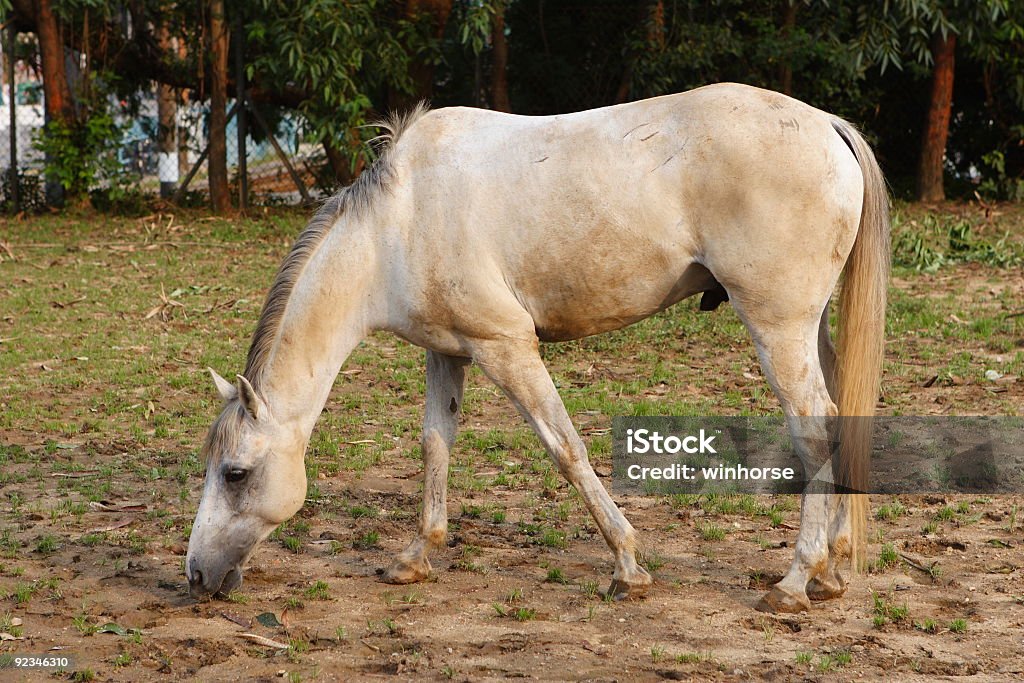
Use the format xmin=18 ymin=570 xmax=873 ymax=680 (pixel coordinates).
xmin=209 ymin=368 xmax=237 ymax=402
xmin=236 ymin=374 xmax=267 ymax=421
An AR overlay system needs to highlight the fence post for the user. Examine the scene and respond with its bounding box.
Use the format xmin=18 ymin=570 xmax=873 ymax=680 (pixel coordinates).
xmin=6 ymin=25 xmax=19 ymax=213
xmin=157 ymin=82 xmax=178 ymax=198
xmin=234 ymin=8 xmax=248 ymax=210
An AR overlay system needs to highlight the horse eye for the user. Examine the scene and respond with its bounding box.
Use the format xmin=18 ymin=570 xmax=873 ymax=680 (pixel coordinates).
xmin=224 ymin=468 xmax=248 ymax=484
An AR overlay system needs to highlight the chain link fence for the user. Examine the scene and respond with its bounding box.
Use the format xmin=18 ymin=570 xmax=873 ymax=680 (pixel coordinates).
xmin=0 ymin=30 xmax=322 ymax=213
xmin=1 ymin=2 xmax=639 ymax=213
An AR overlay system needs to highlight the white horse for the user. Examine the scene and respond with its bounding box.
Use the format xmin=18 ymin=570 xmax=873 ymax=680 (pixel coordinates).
xmin=186 ymin=83 xmax=889 ymax=613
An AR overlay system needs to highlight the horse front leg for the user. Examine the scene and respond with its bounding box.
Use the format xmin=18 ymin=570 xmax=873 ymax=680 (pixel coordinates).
xmin=471 ymin=338 xmax=652 ymax=600
xmin=381 ymin=351 xmax=468 ymax=584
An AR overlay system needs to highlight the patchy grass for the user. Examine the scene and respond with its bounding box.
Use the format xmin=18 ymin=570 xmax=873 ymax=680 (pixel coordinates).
xmin=872 ymin=591 xmax=910 ymax=629
xmin=0 ymin=206 xmax=1022 ymax=679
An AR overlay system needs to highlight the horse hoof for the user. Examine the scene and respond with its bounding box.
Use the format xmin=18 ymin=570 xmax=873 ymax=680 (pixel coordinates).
xmin=807 ymin=576 xmax=847 ymax=602
xmin=756 ymin=586 xmax=811 ymax=613
xmin=381 ymin=557 xmax=430 ymax=584
xmin=606 ymin=569 xmax=652 ymax=601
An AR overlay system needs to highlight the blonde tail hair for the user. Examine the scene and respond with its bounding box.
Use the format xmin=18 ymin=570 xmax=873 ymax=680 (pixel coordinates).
xmin=830 ymin=118 xmax=890 ymax=572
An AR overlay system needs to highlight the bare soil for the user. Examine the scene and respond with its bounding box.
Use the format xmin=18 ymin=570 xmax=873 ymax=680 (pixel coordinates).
xmin=1 ymin=208 xmax=1022 ymax=682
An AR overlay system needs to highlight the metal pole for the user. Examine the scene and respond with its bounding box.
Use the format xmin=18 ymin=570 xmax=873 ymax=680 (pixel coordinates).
xmin=248 ymin=104 xmax=311 ymax=205
xmin=234 ymin=8 xmax=247 ymax=210
xmin=6 ymin=25 xmax=19 ymax=213
xmin=172 ymin=101 xmax=238 ymax=204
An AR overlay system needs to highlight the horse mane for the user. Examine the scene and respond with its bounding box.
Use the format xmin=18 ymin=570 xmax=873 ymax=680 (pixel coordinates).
xmin=201 ymin=400 xmax=247 ymax=464
xmin=242 ymin=102 xmax=430 ymax=390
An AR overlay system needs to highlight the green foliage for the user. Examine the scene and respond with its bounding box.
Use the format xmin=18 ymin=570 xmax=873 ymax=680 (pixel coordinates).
xmin=628 ymin=1 xmax=863 ymax=109
xmin=456 ymin=0 xmax=508 ymax=55
xmin=978 ymin=150 xmax=1024 ymax=201
xmin=892 ymin=211 xmax=1024 ymax=271
xmin=246 ymin=0 xmax=432 ymax=176
xmin=34 ymin=113 xmax=123 ymax=200
xmin=6 ymin=0 xmax=1024 ymax=201
xmin=847 ymin=0 xmax=1010 ymax=74
xmin=32 ymin=68 xmax=138 ymax=206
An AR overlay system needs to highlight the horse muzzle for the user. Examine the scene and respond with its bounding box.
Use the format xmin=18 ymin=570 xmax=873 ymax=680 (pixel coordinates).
xmin=187 ymin=555 xmax=243 ymax=599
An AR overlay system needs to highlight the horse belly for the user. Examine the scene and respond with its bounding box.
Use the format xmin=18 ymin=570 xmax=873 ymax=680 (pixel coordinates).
xmin=523 ymin=258 xmax=714 ymax=343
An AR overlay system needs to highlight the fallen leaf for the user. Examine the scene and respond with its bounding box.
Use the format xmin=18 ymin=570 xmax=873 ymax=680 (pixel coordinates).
xmin=221 ymin=612 xmax=250 ymax=628
xmin=86 ymin=518 xmax=133 ymax=534
xmin=51 ymin=295 xmax=87 ymax=309
xmin=143 ymin=284 xmax=187 ymax=321
xmin=255 ymin=612 xmax=283 ymax=628
xmin=88 ymin=501 xmax=146 ymax=512
xmin=0 ymin=632 xmax=24 ymax=641
xmin=238 ymin=633 xmax=290 ymax=649
xmin=97 ymin=622 xmax=130 ymax=636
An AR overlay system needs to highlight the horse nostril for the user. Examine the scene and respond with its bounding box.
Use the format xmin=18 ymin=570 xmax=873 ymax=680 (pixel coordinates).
xmin=190 ymin=568 xmax=204 ymax=588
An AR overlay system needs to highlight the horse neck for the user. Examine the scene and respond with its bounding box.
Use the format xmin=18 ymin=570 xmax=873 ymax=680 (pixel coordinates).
xmin=258 ymin=219 xmax=383 ymax=439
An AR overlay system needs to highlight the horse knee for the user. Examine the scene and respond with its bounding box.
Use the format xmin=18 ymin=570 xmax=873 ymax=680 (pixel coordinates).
xmin=550 ymin=439 xmax=589 ymax=480
xmin=422 ymin=429 xmax=450 ymax=456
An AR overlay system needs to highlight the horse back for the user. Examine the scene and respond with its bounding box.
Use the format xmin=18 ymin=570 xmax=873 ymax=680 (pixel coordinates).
xmin=383 ymin=84 xmax=864 ymax=345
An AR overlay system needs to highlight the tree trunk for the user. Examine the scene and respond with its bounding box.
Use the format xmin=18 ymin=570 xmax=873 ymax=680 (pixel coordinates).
xmin=778 ymin=1 xmax=797 ymax=95
xmin=156 ymin=26 xmax=178 ymax=198
xmin=157 ymin=83 xmax=178 ymax=198
xmin=36 ymin=0 xmax=73 ymax=122
xmin=322 ymin=139 xmax=354 ymax=187
xmin=36 ymin=0 xmax=73 ymax=205
xmin=617 ymin=0 xmax=664 ymax=104
xmin=916 ymin=32 xmax=956 ymax=203
xmin=208 ymin=0 xmax=231 ymax=212
xmin=490 ymin=4 xmax=510 ymax=112
xmin=389 ymin=0 xmax=453 ymax=109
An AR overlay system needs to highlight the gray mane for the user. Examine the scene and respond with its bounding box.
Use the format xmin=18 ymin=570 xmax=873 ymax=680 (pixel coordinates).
xmin=242 ymin=102 xmax=429 ymax=389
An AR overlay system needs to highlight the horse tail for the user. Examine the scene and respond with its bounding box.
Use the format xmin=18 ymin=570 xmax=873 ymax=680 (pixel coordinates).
xmin=830 ymin=117 xmax=890 ymax=573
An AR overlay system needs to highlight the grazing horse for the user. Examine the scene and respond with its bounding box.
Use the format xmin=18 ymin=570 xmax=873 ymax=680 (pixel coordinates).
xmin=186 ymin=83 xmax=889 ymax=613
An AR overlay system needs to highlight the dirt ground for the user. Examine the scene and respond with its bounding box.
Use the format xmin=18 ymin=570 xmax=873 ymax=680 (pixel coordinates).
xmin=0 ymin=207 xmax=1022 ymax=681
xmin=3 ymin=431 xmax=1024 ymax=682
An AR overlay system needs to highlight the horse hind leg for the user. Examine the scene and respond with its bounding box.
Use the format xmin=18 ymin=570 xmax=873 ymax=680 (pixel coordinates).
xmin=805 ymin=300 xmax=853 ymax=602
xmin=807 ymin=495 xmax=853 ymax=602
xmin=381 ymin=351 xmax=469 ymax=584
xmin=732 ymin=300 xmax=840 ymax=613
